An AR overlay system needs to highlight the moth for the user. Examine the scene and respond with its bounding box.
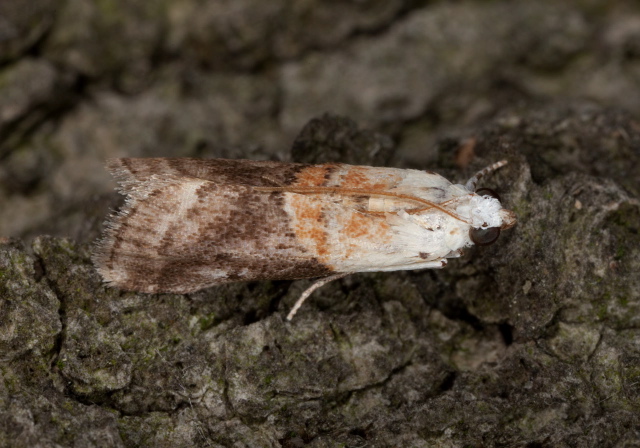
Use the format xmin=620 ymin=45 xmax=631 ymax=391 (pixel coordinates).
xmin=93 ymin=158 xmax=516 ymax=320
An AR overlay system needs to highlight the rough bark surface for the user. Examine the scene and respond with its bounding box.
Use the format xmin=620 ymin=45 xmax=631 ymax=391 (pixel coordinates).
xmin=1 ymin=1 xmax=640 ymax=447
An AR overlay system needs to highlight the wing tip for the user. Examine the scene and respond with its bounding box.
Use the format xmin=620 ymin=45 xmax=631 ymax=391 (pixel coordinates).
xmin=104 ymin=158 xmax=142 ymax=194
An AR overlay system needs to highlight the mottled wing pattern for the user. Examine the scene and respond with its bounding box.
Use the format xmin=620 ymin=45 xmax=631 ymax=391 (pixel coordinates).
xmin=93 ymin=158 xmax=333 ymax=293
xmin=94 ymin=158 xmax=463 ymax=294
xmin=108 ymin=157 xmax=305 ymax=191
xmin=276 ymin=164 xmax=463 ymax=273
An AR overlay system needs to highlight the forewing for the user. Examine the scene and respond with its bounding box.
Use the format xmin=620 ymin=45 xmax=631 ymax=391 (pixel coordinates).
xmin=94 ymin=163 xmax=334 ymax=293
xmin=94 ymin=160 xmax=465 ymax=293
xmin=107 ymin=158 xmax=308 ymax=194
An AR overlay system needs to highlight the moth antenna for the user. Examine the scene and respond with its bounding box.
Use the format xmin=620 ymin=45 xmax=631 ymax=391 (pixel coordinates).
xmin=286 ymin=273 xmax=350 ymax=321
xmin=465 ymin=160 xmax=509 ymax=192
xmin=255 ymin=186 xmax=469 ymax=224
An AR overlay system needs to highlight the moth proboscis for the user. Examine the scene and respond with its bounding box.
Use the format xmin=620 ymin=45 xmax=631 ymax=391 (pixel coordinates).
xmin=93 ymin=158 xmax=516 ymax=320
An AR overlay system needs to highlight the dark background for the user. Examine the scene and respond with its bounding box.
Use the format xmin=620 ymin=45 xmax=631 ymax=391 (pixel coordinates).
xmin=1 ymin=1 xmax=639 ymax=446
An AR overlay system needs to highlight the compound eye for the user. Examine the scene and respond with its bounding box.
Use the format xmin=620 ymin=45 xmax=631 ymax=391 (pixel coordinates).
xmin=469 ymin=227 xmax=501 ymax=246
xmin=475 ymin=188 xmax=501 ymax=202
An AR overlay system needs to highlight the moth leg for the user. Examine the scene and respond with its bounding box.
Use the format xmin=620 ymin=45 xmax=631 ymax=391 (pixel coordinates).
xmin=286 ymin=273 xmax=350 ymax=321
xmin=361 ymin=259 xmax=448 ymax=272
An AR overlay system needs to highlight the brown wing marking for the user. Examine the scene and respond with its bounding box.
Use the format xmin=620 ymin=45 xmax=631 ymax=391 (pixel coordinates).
xmin=94 ymin=167 xmax=334 ymax=294
xmin=105 ymin=157 xmax=309 ymax=193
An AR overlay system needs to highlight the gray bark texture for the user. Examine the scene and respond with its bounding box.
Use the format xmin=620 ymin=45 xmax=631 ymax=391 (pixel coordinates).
xmin=1 ymin=0 xmax=640 ymax=446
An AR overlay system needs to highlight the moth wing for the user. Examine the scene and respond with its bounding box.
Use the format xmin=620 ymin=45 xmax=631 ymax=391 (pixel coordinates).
xmin=279 ymin=164 xmax=464 ymax=274
xmin=106 ymin=157 xmax=307 ymax=194
xmin=381 ymin=169 xmax=462 ymax=205
xmin=94 ymin=169 xmax=332 ymax=294
xmin=318 ymin=164 xmax=462 ymax=209
xmin=95 ymin=160 xmax=468 ymax=293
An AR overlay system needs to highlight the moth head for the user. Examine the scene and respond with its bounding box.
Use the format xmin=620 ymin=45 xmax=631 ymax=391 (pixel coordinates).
xmin=466 ymin=187 xmax=517 ymax=247
xmin=458 ymin=160 xmax=517 ymax=246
